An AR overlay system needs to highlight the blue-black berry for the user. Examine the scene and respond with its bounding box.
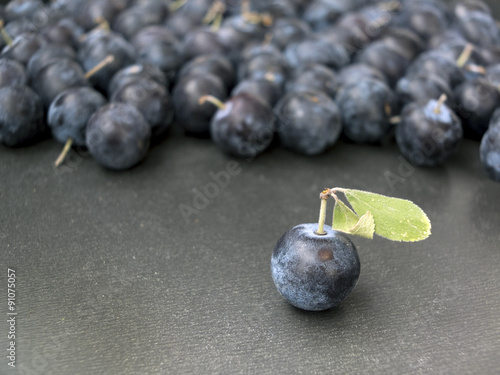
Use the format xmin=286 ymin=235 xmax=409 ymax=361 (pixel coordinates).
xmin=271 ymin=223 xmax=360 ymax=311
xmin=480 ymin=109 xmax=500 ymax=182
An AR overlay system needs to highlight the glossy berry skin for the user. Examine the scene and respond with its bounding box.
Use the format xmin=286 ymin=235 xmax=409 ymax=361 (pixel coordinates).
xmin=337 ymin=78 xmax=396 ymax=144
xmin=284 ymin=37 xmax=349 ymax=71
xmin=480 ymin=109 xmax=500 ymax=182
xmin=4 ymin=0 xmax=45 ymax=22
xmin=131 ymin=26 xmax=182 ymax=80
xmin=177 ymin=54 xmax=235 ymax=91
xmin=40 ymin=17 xmax=85 ymax=48
xmin=1 ymin=33 xmax=47 ymax=65
xmin=486 ymin=64 xmax=500 ymax=87
xmin=431 ymin=37 xmax=485 ymax=67
xmin=74 ymin=0 xmax=122 ymax=30
xmin=217 ymin=16 xmax=267 ymax=61
xmin=394 ymin=1 xmax=448 ymax=42
xmin=26 ymin=44 xmax=77 ymax=80
xmin=454 ymin=78 xmax=500 ymax=140
xmin=107 ymin=64 xmax=167 ymax=96
xmin=31 ymin=58 xmax=88 ymax=108
xmin=0 ymin=85 xmax=45 ymax=147
xmin=48 ymin=87 xmax=107 ymax=146
xmin=49 ymin=0 xmax=85 ymax=18
xmin=0 ymin=58 xmax=27 ymax=88
xmin=379 ymin=28 xmax=425 ymax=62
xmin=182 ymin=29 xmax=227 ymax=61
xmin=78 ymin=30 xmax=136 ymax=93
xmin=231 ymin=78 xmax=282 ymax=108
xmin=334 ymin=63 xmax=387 ymax=94
xmin=86 ymin=103 xmax=151 ymax=170
xmin=323 ymin=24 xmax=367 ymax=56
xmin=210 ymin=94 xmax=274 ymax=158
xmin=453 ymin=6 xmax=500 ymax=47
xmin=355 ymin=41 xmax=410 ymax=87
xmin=0 ymin=19 xmax=38 ymax=51
xmin=112 ymin=3 xmax=169 ymax=40
xmin=395 ymin=73 xmax=453 ymax=107
xmin=396 ymin=99 xmax=463 ymax=167
xmin=286 ymin=64 xmax=337 ymax=98
xmin=165 ymin=11 xmax=199 ymax=41
xmin=275 ymin=90 xmax=342 ymax=156
xmin=271 ymin=224 xmax=360 ymax=311
xmin=405 ymin=50 xmax=464 ymax=88
xmin=111 ymin=79 xmax=174 ymax=139
xmin=303 ymin=0 xmax=349 ymax=32
xmin=240 ymin=44 xmax=282 ymax=64
xmin=477 ymin=45 xmax=500 ymax=66
xmin=172 ymin=73 xmax=227 ymax=137
xmin=269 ymin=17 xmax=311 ymax=50
xmin=238 ymin=51 xmax=289 ymax=90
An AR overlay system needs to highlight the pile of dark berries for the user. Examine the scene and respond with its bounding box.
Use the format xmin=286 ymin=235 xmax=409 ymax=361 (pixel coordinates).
xmin=0 ymin=0 xmax=500 ymax=181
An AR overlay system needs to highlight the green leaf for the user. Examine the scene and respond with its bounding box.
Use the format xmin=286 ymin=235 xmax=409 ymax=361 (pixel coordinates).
xmin=332 ymin=200 xmax=375 ymax=239
xmin=332 ymin=199 xmax=360 ymax=232
xmin=348 ymin=211 xmax=375 ymax=239
xmin=342 ymin=189 xmax=431 ymax=242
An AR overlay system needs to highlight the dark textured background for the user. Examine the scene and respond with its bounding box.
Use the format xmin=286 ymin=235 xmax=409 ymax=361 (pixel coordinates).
xmin=1 ymin=1 xmax=500 ymax=375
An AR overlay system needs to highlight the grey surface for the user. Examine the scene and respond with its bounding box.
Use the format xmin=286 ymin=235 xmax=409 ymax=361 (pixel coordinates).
xmin=1 ymin=133 xmax=500 ymax=375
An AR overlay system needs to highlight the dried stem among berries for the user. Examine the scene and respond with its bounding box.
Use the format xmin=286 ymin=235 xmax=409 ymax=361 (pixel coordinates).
xmin=434 ymin=94 xmax=447 ymax=115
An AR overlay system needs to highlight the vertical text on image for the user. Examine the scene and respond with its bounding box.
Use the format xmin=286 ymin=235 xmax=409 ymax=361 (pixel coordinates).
xmin=7 ymin=268 xmax=17 ymax=368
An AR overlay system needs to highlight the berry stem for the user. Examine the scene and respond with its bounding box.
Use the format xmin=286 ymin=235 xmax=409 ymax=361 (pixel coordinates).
xmin=456 ymin=43 xmax=474 ymax=68
xmin=378 ymin=1 xmax=401 ymax=11
xmin=263 ymin=33 xmax=273 ymax=45
xmin=0 ymin=20 xmax=13 ymax=47
xmin=94 ymin=17 xmax=110 ymax=31
xmin=315 ymin=194 xmax=328 ymax=236
xmin=241 ymin=0 xmax=251 ymax=15
xmin=384 ymin=102 xmax=393 ymax=117
xmin=390 ymin=115 xmax=402 ymax=124
xmin=169 ymin=0 xmax=188 ymax=12
xmin=54 ymin=138 xmax=73 ymax=168
xmin=211 ymin=13 xmax=223 ymax=31
xmin=465 ymin=64 xmax=486 ymax=75
xmin=203 ymin=1 xmax=225 ymax=27
xmin=434 ymin=94 xmax=447 ymax=115
xmin=198 ymin=95 xmax=226 ymax=109
xmin=315 ymin=188 xmax=345 ymax=235
xmin=241 ymin=0 xmax=273 ymax=26
xmin=79 ymin=17 xmax=110 ymax=41
xmin=260 ymin=13 xmax=273 ymax=27
xmin=85 ymin=55 xmax=114 ymax=79
xmin=264 ymin=72 xmax=277 ymax=82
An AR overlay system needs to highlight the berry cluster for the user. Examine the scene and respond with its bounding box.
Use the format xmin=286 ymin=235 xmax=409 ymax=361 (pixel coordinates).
xmin=0 ymin=0 xmax=499 ymax=180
